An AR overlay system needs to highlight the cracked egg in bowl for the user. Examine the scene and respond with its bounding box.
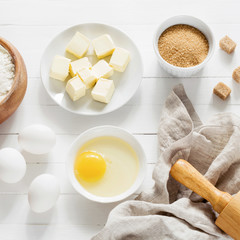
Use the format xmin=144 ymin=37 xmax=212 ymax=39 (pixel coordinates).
xmin=66 ymin=126 xmax=146 ymax=203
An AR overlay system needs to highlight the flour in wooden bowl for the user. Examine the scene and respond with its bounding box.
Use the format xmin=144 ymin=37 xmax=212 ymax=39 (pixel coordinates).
xmin=0 ymin=45 xmax=15 ymax=102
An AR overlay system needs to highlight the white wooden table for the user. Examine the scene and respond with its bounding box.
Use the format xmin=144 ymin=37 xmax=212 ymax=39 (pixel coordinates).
xmin=1 ymin=0 xmax=240 ymax=239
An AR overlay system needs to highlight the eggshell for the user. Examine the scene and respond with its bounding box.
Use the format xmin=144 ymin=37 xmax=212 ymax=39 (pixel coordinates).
xmin=28 ymin=174 xmax=60 ymax=213
xmin=18 ymin=124 xmax=56 ymax=155
xmin=0 ymin=148 xmax=26 ymax=183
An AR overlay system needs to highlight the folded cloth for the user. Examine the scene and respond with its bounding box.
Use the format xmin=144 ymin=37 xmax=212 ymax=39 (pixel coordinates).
xmin=92 ymin=84 xmax=240 ymax=240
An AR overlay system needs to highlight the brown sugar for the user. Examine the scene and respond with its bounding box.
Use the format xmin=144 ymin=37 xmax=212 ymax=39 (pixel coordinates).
xmin=158 ymin=24 xmax=209 ymax=68
xmin=213 ymin=82 xmax=231 ymax=100
xmin=219 ymin=36 xmax=236 ymax=54
xmin=232 ymin=66 xmax=240 ymax=83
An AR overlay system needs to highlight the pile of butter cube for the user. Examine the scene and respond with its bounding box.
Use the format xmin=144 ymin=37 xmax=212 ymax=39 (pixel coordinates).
xmin=49 ymin=32 xmax=130 ymax=104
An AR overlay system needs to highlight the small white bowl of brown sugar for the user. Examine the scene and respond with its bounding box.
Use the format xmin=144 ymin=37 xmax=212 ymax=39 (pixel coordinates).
xmin=153 ymin=15 xmax=215 ymax=77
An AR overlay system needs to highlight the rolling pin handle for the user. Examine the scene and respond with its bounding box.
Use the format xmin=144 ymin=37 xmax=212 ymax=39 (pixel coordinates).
xmin=170 ymin=159 xmax=232 ymax=214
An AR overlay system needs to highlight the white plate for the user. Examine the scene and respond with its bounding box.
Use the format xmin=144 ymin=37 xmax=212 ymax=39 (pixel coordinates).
xmin=41 ymin=23 xmax=143 ymax=116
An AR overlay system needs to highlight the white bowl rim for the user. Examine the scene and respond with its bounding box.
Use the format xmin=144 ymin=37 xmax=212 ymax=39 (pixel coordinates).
xmin=40 ymin=22 xmax=143 ymax=116
xmin=66 ymin=125 xmax=147 ymax=203
xmin=153 ymin=15 xmax=215 ymax=71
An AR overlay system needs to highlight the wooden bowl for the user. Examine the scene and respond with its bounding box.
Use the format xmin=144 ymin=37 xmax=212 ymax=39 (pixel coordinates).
xmin=0 ymin=37 xmax=27 ymax=124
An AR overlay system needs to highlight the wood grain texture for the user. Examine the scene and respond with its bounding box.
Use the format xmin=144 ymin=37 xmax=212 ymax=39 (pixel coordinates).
xmin=170 ymin=160 xmax=232 ymax=213
xmin=0 ymin=37 xmax=27 ymax=124
xmin=171 ymin=160 xmax=240 ymax=240
xmin=0 ymin=134 xmax=158 ymax=164
xmin=0 ymin=224 xmax=102 ymax=240
xmin=0 ymin=162 xmax=155 ymax=194
xmin=1 ymin=24 xmax=240 ymax=79
xmin=1 ymin=0 xmax=240 ymax=25
xmin=216 ymin=192 xmax=240 ymax=240
xmin=0 ymin=0 xmax=240 ymax=239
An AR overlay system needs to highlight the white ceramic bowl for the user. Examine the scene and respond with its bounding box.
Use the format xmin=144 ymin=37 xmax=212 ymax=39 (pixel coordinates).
xmin=41 ymin=23 xmax=143 ymax=116
xmin=153 ymin=15 xmax=215 ymax=77
xmin=66 ymin=126 xmax=147 ymax=203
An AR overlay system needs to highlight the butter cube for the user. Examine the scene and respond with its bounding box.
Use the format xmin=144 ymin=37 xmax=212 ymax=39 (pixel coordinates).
xmin=66 ymin=76 xmax=86 ymax=101
xmin=92 ymin=34 xmax=115 ymax=59
xmin=77 ymin=68 xmax=97 ymax=89
xmin=91 ymin=78 xmax=115 ymax=103
xmin=92 ymin=60 xmax=114 ymax=79
xmin=66 ymin=32 xmax=90 ymax=58
xmin=109 ymin=47 xmax=130 ymax=72
xmin=50 ymin=55 xmax=71 ymax=81
xmin=69 ymin=57 xmax=92 ymax=77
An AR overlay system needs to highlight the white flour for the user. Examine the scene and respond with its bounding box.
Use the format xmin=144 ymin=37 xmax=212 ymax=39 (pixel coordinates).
xmin=0 ymin=45 xmax=15 ymax=102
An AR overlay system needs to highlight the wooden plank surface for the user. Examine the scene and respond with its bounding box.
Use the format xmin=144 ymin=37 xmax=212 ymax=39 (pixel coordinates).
xmin=0 ymin=224 xmax=102 ymax=240
xmin=1 ymin=0 xmax=240 ymax=239
xmin=1 ymin=25 xmax=240 ymax=78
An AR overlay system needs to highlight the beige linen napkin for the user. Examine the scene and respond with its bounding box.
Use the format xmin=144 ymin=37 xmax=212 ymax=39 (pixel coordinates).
xmin=92 ymin=84 xmax=240 ymax=240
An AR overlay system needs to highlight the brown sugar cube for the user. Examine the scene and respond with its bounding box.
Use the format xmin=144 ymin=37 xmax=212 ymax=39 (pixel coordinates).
xmin=213 ymin=82 xmax=231 ymax=100
xmin=219 ymin=36 xmax=237 ymax=54
xmin=233 ymin=66 xmax=240 ymax=83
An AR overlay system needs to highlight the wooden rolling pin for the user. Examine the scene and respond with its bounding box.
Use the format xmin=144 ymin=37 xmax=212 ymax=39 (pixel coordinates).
xmin=170 ymin=159 xmax=240 ymax=240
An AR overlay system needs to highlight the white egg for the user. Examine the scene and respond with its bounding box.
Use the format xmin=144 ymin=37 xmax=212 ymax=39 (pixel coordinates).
xmin=0 ymin=148 xmax=26 ymax=183
xmin=28 ymin=174 xmax=60 ymax=213
xmin=18 ymin=124 xmax=56 ymax=155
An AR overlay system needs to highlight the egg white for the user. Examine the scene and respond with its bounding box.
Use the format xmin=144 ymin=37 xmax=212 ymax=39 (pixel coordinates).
xmin=75 ymin=136 xmax=139 ymax=197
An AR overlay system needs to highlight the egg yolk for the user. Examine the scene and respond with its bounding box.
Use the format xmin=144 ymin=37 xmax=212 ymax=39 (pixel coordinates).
xmin=74 ymin=151 xmax=106 ymax=182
